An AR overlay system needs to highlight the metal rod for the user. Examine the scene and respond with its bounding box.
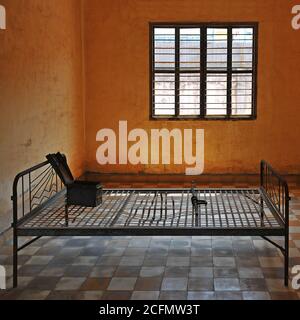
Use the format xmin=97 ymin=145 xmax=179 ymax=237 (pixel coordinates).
xmin=13 ymin=226 xmax=18 ymax=288
xmin=17 ymin=236 xmax=42 ymax=252
xmin=227 ymin=27 xmax=232 ymax=118
xmin=261 ymin=236 xmax=284 ymax=253
xmin=65 ymin=203 xmax=69 ymax=227
xmin=284 ymin=182 xmax=290 ymax=287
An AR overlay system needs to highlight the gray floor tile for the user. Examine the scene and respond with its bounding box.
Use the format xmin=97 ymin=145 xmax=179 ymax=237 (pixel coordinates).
xmin=107 ymin=277 xmax=137 ymax=291
xmin=214 ymin=278 xmax=240 ymax=291
xmin=161 ymin=278 xmax=188 ymax=291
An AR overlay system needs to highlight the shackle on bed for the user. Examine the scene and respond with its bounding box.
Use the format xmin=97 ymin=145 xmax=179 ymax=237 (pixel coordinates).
xmin=190 ymin=187 xmax=208 ymax=206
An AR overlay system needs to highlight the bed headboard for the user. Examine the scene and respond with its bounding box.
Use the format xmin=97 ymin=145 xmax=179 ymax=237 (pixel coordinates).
xmin=12 ymin=160 xmax=63 ymax=227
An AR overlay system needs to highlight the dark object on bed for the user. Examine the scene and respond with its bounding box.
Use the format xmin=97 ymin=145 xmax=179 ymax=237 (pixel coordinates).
xmin=191 ymin=187 xmax=208 ymax=207
xmin=46 ymin=152 xmax=102 ymax=226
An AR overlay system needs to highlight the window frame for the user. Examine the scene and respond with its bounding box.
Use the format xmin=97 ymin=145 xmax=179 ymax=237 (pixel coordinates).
xmin=149 ymin=22 xmax=258 ymax=121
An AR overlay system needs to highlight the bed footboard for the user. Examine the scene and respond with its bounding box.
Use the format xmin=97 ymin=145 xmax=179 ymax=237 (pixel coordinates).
xmin=260 ymin=160 xmax=290 ymax=225
xmin=260 ymin=160 xmax=290 ymax=286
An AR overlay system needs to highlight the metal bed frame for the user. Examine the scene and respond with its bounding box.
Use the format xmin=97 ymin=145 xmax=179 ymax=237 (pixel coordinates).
xmin=11 ymin=160 xmax=290 ymax=288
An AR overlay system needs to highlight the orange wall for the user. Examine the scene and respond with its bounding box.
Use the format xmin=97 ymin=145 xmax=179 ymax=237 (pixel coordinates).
xmin=0 ymin=0 xmax=85 ymax=228
xmin=84 ymin=0 xmax=300 ymax=175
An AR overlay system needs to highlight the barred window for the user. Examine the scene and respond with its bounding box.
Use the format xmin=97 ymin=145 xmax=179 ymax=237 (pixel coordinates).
xmin=150 ymin=23 xmax=258 ymax=120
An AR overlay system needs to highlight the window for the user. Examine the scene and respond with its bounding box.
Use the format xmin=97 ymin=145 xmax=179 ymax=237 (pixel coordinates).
xmin=150 ymin=23 xmax=258 ymax=120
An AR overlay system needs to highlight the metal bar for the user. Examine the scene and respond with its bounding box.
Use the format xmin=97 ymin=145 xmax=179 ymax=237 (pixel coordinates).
xmin=30 ymin=169 xmax=53 ymax=200
xmin=229 ymin=189 xmax=244 ymax=227
xmin=257 ymin=189 xmax=280 ymax=227
xmin=200 ymin=27 xmax=207 ymax=117
xmin=31 ymin=164 xmax=52 ymax=183
xmin=85 ymin=191 xmax=111 ymax=226
xmin=252 ymin=24 xmax=258 ymax=118
xmin=175 ymin=27 xmax=180 ymax=117
xmin=235 ymin=190 xmax=252 ymax=227
xmin=151 ymin=191 xmax=159 ymax=225
xmin=224 ymin=189 xmax=237 ymax=227
xmin=213 ymin=190 xmax=223 ymax=227
xmin=242 ymin=190 xmax=258 ymax=227
xmin=284 ymin=181 xmax=290 ymax=287
xmin=162 ymin=192 xmax=167 ymax=226
xmin=150 ymin=24 xmax=155 ymax=117
xmin=246 ymin=189 xmax=266 ymax=227
xmin=65 ymin=203 xmax=69 ymax=227
xmin=21 ymin=176 xmax=24 ymax=217
xmin=13 ymin=227 xmax=18 ymax=288
xmin=17 ymin=236 xmax=42 ymax=252
xmin=196 ymin=190 xmax=200 ymax=227
xmin=278 ymin=180 xmax=281 ymax=213
xmin=176 ymin=191 xmax=184 ymax=227
xmin=191 ymin=191 xmax=196 ymax=227
xmin=261 ymin=236 xmax=284 ymax=253
xmin=227 ymin=27 xmax=232 ymax=118
xmin=31 ymin=173 xmax=56 ymax=209
xmin=106 ymin=190 xmax=131 ymax=226
xmin=101 ymin=190 xmax=124 ymax=226
xmin=144 ymin=191 xmax=156 ymax=226
xmin=138 ymin=192 xmax=152 ymax=225
xmin=12 ymin=168 xmax=19 ymax=288
xmin=219 ymin=190 xmax=230 ymax=227
xmin=127 ymin=192 xmax=145 ymax=226
xmin=16 ymin=191 xmax=65 ymax=228
xmin=260 ymin=161 xmax=265 ymax=224
xmin=243 ymin=193 xmax=260 ymax=206
xmin=260 ymin=188 xmax=285 ymax=227
xmin=72 ymin=205 xmax=93 ymax=227
xmin=30 ymin=165 xmax=52 ymax=190
xmin=109 ymin=191 xmax=133 ymax=226
xmin=98 ymin=190 xmax=119 ymax=226
xmin=125 ymin=191 xmax=141 ymax=226
xmin=171 ymin=196 xmax=176 ymax=227
xmin=203 ymin=191 xmax=209 ymax=227
xmin=40 ymin=200 xmax=66 ymax=227
xmin=83 ymin=204 xmax=104 ymax=227
xmin=185 ymin=190 xmax=190 ymax=227
xmin=17 ymin=226 xmax=285 ymax=237
xmin=29 ymin=172 xmax=32 ymax=211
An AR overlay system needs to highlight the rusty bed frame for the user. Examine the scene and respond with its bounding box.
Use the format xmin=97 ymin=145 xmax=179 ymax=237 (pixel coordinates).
xmin=11 ymin=160 xmax=290 ymax=287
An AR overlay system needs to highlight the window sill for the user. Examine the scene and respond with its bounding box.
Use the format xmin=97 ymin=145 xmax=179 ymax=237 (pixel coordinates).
xmin=150 ymin=115 xmax=257 ymax=121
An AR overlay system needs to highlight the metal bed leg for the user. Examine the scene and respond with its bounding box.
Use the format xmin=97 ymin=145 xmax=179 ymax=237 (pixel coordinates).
xmin=65 ymin=203 xmax=69 ymax=227
xmin=13 ymin=227 xmax=18 ymax=288
xmin=284 ymin=182 xmax=290 ymax=287
xmin=260 ymin=161 xmax=264 ymax=226
xmin=260 ymin=196 xmax=264 ymax=226
xmin=284 ymin=232 xmax=289 ymax=287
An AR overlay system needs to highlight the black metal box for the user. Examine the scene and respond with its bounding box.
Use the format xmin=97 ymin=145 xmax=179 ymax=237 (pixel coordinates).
xmin=67 ymin=181 xmax=102 ymax=207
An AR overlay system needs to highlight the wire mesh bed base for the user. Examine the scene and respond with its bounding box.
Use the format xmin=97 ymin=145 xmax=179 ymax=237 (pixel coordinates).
xmin=12 ymin=160 xmax=290 ymax=287
xmin=17 ymin=188 xmax=284 ymax=236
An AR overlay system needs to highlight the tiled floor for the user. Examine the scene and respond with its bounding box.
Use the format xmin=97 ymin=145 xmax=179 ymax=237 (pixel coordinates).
xmin=0 ymin=181 xmax=300 ymax=300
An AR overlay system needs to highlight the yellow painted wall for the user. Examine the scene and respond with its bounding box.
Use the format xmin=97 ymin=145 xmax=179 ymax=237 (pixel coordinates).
xmin=0 ymin=0 xmax=85 ymax=228
xmin=84 ymin=0 xmax=300 ymax=175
